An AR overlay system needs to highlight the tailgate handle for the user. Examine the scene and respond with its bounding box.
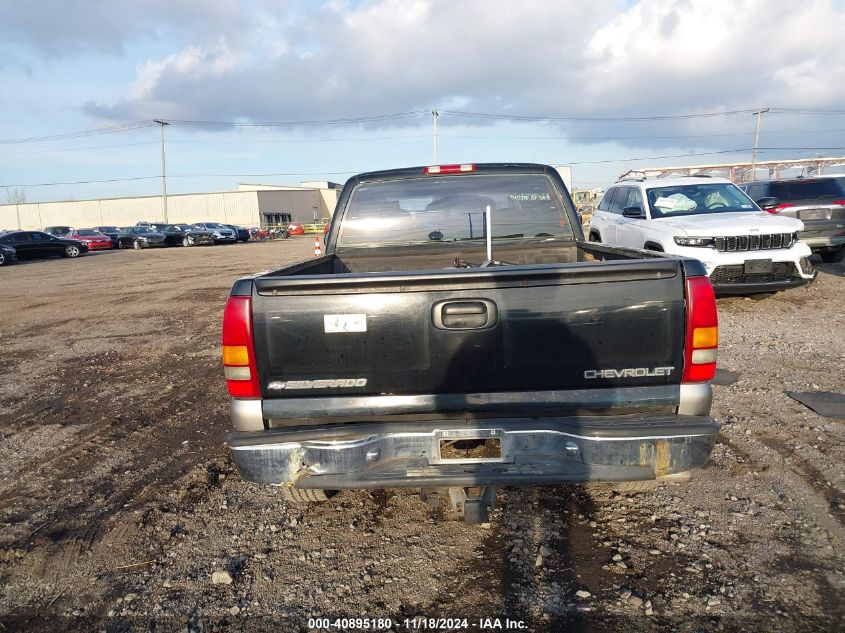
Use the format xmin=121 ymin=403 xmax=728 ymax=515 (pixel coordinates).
xmin=434 ymin=300 xmax=497 ymax=330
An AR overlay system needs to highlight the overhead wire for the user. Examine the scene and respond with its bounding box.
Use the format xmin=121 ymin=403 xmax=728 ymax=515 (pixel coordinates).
xmin=0 ymin=121 xmax=158 ymax=145
xmin=164 ymin=110 xmax=430 ymax=127
xmin=438 ymin=108 xmax=761 ymax=122
xmin=6 ymin=147 xmax=845 ymax=189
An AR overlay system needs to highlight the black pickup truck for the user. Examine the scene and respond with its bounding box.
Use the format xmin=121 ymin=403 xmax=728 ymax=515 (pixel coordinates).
xmin=222 ymin=163 xmax=720 ymax=522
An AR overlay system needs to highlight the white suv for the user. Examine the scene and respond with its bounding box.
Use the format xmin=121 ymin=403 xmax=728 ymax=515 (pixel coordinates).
xmin=588 ymin=176 xmax=816 ymax=295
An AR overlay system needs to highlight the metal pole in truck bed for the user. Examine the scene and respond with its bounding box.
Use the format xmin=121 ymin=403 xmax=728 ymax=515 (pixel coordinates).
xmin=485 ymin=204 xmax=492 ymax=262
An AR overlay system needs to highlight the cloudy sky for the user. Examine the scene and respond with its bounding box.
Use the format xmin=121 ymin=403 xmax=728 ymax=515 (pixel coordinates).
xmin=2 ymin=0 xmax=845 ymax=202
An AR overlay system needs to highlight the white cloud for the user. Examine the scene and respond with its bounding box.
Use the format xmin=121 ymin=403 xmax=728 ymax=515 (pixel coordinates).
xmin=75 ymin=0 xmax=845 ymax=151
xmin=132 ymin=41 xmax=242 ymax=100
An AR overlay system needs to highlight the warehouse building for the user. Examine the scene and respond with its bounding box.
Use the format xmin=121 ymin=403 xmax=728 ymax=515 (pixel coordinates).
xmin=0 ymin=181 xmax=342 ymax=231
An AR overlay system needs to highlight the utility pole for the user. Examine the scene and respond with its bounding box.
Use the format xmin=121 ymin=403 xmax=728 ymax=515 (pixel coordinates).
xmin=153 ymin=119 xmax=170 ymax=222
xmin=432 ymin=110 xmax=439 ymax=164
xmin=751 ymin=108 xmax=769 ymax=179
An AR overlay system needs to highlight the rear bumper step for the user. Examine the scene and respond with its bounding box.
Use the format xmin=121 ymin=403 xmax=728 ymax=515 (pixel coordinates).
xmin=227 ymin=415 xmax=718 ymax=489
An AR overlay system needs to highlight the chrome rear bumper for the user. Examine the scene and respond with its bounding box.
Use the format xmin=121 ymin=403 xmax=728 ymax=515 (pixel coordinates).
xmin=228 ymin=415 xmax=718 ymax=489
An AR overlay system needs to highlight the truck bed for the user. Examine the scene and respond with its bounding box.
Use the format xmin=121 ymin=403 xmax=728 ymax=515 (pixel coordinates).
xmin=235 ymin=242 xmax=696 ymax=426
xmin=260 ymin=241 xmax=657 ymax=277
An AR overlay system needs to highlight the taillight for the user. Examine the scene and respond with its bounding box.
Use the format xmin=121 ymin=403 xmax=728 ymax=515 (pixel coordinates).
xmin=830 ymin=199 xmax=845 ymax=206
xmin=222 ymin=295 xmax=260 ymax=398
xmin=682 ymin=276 xmax=718 ymax=383
xmin=766 ymin=202 xmax=794 ymax=215
xmin=424 ymin=164 xmax=476 ymax=175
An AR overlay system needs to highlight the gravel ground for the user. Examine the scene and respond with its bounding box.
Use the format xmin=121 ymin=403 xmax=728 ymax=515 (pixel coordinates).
xmin=0 ymin=240 xmax=842 ymax=632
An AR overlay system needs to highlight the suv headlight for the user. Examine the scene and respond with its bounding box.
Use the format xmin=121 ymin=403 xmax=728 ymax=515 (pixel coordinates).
xmin=674 ymin=236 xmax=714 ymax=247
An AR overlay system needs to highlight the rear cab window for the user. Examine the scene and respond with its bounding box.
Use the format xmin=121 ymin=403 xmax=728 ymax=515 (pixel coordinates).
xmin=337 ymin=173 xmax=575 ymax=248
xmin=769 ymin=179 xmax=845 ymax=202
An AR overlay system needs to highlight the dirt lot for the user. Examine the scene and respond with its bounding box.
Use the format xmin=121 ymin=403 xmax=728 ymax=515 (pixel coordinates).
xmin=0 ymin=240 xmax=843 ymax=632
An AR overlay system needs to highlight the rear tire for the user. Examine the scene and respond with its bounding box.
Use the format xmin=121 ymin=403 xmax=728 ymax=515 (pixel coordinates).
xmin=749 ymin=292 xmax=776 ymax=301
xmin=63 ymin=244 xmax=81 ymax=258
xmin=609 ymin=480 xmax=664 ymax=493
xmin=590 ymin=471 xmax=692 ymax=495
xmin=279 ymin=488 xmax=337 ymax=503
xmin=820 ymin=248 xmax=845 ymax=263
xmin=0 ymin=251 xmax=6 ymax=266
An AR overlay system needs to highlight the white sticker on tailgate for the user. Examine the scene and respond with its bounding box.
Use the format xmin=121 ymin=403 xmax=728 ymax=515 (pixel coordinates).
xmin=324 ymin=314 xmax=367 ymax=333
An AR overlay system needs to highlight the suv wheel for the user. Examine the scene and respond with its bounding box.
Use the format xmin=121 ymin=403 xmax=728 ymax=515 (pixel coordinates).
xmin=820 ymin=248 xmax=845 ymax=263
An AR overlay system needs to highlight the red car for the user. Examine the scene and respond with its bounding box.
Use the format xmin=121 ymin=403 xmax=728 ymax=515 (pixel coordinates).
xmin=287 ymin=222 xmax=305 ymax=236
xmin=67 ymin=229 xmax=113 ymax=251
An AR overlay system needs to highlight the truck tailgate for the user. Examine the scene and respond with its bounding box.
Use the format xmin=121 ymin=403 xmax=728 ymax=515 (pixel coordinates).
xmin=251 ymin=258 xmax=685 ymax=404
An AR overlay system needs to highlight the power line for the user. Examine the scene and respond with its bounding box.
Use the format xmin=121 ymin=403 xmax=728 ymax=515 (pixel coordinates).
xmin=0 ymin=172 xmax=357 ymax=189
xmin=564 ymin=149 xmax=749 ymax=165
xmin=0 ymin=112 xmax=428 ymax=146
xmin=770 ymin=107 xmax=845 ymax=114
xmin=3 ymin=106 xmax=843 ymax=148
xmin=164 ymin=110 xmax=430 ymax=127
xmin=168 ymin=170 xmax=360 ymax=178
xmin=0 ymin=121 xmax=157 ymax=145
xmin=0 ymin=175 xmax=160 ymax=188
xmin=5 ymin=127 xmax=845 ymax=157
xmin=6 ymin=147 xmax=845 ymax=189
xmin=439 ymin=108 xmax=761 ymax=122
xmin=562 ymin=147 xmax=845 ymax=166
xmin=0 ymin=141 xmax=160 ymax=157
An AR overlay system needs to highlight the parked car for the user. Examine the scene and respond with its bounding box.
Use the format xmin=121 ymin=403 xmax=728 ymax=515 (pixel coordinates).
xmin=93 ymin=226 xmax=121 ymax=248
xmin=739 ymin=176 xmax=845 ymax=262
xmin=193 ymin=222 xmax=237 ymax=244
xmin=225 ymin=224 xmax=251 ymax=243
xmin=44 ymin=226 xmax=73 ymax=237
xmin=67 ymin=228 xmax=113 ymax=251
xmin=286 ymin=222 xmax=305 ymax=236
xmin=116 ymin=226 xmax=167 ymax=249
xmin=0 ymin=243 xmax=17 ymax=266
xmin=223 ymin=162 xmax=720 ymax=523
xmin=172 ymin=224 xmax=216 ymax=247
xmin=147 ymin=223 xmax=190 ymax=247
xmin=589 ymin=176 xmax=815 ymax=295
xmin=0 ymin=230 xmax=89 ymax=259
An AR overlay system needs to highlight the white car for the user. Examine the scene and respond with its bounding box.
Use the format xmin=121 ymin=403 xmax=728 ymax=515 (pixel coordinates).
xmin=588 ymin=176 xmax=816 ymax=295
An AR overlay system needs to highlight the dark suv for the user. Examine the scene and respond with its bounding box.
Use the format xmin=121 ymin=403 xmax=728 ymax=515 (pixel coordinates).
xmin=740 ymin=177 xmax=845 ymax=262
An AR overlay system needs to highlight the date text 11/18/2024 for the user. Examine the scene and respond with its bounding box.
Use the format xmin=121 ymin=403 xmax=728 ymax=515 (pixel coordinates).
xmin=307 ymin=617 xmax=528 ymax=630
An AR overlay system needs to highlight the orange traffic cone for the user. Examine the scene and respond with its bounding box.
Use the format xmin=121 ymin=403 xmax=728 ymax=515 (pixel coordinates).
xmin=314 ymin=238 xmax=322 ymax=256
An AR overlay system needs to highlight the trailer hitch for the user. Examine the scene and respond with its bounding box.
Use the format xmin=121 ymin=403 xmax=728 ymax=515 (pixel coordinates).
xmin=447 ymin=486 xmax=497 ymax=524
